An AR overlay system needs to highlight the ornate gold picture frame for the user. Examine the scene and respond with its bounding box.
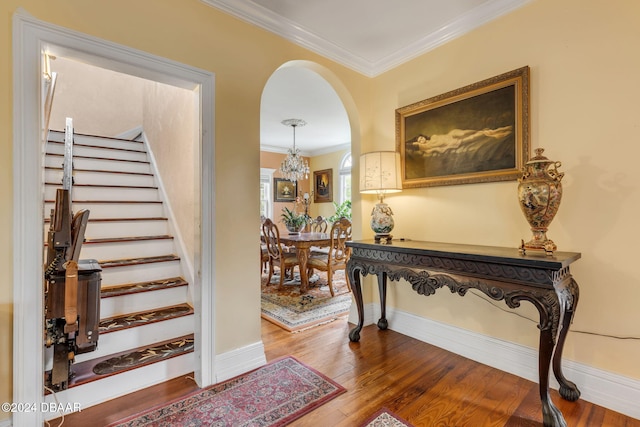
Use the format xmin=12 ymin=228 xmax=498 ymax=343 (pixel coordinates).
xmin=273 ymin=178 xmax=297 ymax=202
xmin=313 ymin=169 xmax=333 ymax=203
xmin=396 ymin=66 xmax=530 ymax=188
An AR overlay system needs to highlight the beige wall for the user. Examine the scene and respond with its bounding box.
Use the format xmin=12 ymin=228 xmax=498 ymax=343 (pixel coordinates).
xmin=2 ymin=0 xmax=369 ymax=419
xmin=260 ymin=148 xmax=349 ymax=227
xmin=367 ymin=0 xmax=640 ymax=379
xmin=3 ymin=0 xmax=640 ymax=421
xmin=310 ymin=148 xmax=350 ymax=219
xmin=49 ymin=58 xmax=197 ymax=278
xmin=49 ymin=57 xmax=144 ymax=136
xmin=142 ymin=80 xmax=197 ymax=269
xmin=260 ymin=150 xmax=311 ymax=233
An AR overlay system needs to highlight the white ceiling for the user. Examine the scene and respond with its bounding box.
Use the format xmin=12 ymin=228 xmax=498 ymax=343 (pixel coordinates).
xmin=201 ymin=0 xmax=531 ymax=154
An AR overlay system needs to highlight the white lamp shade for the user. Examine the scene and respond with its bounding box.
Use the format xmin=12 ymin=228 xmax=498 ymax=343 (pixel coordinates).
xmin=359 ymin=151 xmax=402 ymax=194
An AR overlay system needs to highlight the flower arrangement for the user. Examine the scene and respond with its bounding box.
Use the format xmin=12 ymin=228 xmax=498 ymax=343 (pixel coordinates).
xmin=280 ymin=206 xmax=308 ymax=233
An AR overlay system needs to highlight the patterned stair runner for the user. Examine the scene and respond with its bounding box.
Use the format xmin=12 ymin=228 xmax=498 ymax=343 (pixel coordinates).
xmin=99 ymin=303 xmax=194 ymax=334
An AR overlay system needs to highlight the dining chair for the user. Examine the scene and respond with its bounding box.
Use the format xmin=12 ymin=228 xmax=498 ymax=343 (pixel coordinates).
xmin=262 ymin=218 xmax=301 ymax=288
xmin=260 ymin=244 xmax=270 ymax=273
xmin=309 ymin=215 xmax=328 ymax=233
xmin=260 ymin=216 xmax=271 ymax=274
xmin=308 ymin=215 xmax=330 ymax=256
xmin=306 ymin=217 xmax=352 ymax=296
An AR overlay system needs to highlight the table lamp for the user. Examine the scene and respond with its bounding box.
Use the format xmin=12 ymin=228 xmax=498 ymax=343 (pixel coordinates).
xmin=359 ymin=151 xmax=402 ymax=242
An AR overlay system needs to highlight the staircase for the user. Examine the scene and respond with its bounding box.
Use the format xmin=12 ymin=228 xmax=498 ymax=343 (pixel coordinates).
xmin=43 ymin=129 xmax=195 ymax=413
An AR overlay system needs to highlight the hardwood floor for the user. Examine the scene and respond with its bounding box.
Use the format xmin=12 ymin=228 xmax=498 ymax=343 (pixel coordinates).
xmin=50 ymin=318 xmax=639 ymax=427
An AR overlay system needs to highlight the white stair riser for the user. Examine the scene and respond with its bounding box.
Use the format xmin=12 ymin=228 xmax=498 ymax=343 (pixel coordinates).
xmin=45 ymin=184 xmax=160 ymax=202
xmin=48 ymin=131 xmax=146 ymax=152
xmin=75 ymin=314 xmax=194 ymax=363
xmin=43 ymin=221 xmax=171 ymax=245
xmin=99 ymin=285 xmax=189 ymax=319
xmin=83 ymin=220 xmax=169 ymax=239
xmin=45 ymin=169 xmax=155 ymax=187
xmin=99 ymin=260 xmax=182 ymax=286
xmin=43 ymin=353 xmax=194 ymax=421
xmin=81 ymin=238 xmax=174 ymax=260
xmin=44 ymin=202 xmax=165 ymax=219
xmin=47 ymin=143 xmax=148 ymax=163
xmin=47 ymin=155 xmax=152 ymax=174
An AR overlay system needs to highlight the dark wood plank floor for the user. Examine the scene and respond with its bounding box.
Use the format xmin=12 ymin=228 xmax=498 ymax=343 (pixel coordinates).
xmin=50 ymin=318 xmax=639 ymax=426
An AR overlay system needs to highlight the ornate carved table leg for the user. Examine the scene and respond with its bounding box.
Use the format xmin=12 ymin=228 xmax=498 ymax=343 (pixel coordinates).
xmin=377 ymin=272 xmax=388 ymax=330
xmin=348 ymin=260 xmax=364 ymax=342
xmin=538 ymin=325 xmax=567 ymax=427
xmin=297 ymin=247 xmax=310 ymax=293
xmin=553 ymin=277 xmax=581 ymax=401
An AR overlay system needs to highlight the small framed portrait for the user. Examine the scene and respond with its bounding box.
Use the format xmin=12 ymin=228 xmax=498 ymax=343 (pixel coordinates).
xmin=273 ymin=178 xmax=297 ymax=202
xmin=313 ymin=169 xmax=333 ymax=203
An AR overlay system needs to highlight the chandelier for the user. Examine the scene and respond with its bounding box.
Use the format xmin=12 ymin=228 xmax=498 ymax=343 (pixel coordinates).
xmin=279 ymin=118 xmax=310 ymax=183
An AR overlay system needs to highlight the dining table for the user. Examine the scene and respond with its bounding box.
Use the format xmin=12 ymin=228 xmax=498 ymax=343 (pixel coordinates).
xmin=278 ymin=232 xmax=331 ymax=292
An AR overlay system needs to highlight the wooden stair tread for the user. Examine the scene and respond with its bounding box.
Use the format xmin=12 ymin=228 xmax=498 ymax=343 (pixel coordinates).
xmin=45 ymin=199 xmax=163 ymax=204
xmin=44 ymin=217 xmax=168 ymax=223
xmin=47 ymin=152 xmax=150 ymax=164
xmin=48 ymin=139 xmax=147 ymax=154
xmin=99 ymin=303 xmax=193 ymax=334
xmin=101 ymin=277 xmax=188 ymax=298
xmin=48 ymin=129 xmax=145 ymax=144
xmin=99 ymin=254 xmax=180 ymax=268
xmin=45 ymin=166 xmax=153 ymax=176
xmin=45 ymin=181 xmax=158 ymax=190
xmin=85 ymin=235 xmax=173 ymax=244
xmin=46 ymin=333 xmax=194 ymax=391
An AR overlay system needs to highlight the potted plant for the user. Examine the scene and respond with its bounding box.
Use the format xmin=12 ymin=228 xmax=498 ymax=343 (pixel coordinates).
xmin=327 ymin=200 xmax=352 ymax=223
xmin=281 ymin=207 xmax=308 ymax=234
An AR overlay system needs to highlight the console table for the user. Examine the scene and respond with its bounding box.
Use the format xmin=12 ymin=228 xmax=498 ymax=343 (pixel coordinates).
xmin=346 ymin=239 xmax=581 ymax=427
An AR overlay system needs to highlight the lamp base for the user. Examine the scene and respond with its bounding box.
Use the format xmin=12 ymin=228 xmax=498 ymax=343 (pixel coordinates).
xmin=374 ymin=233 xmax=393 ymax=244
xmin=370 ymin=202 xmax=395 ymax=243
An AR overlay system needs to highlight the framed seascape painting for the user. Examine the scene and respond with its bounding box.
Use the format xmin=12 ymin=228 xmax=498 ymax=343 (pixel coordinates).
xmin=273 ymin=178 xmax=297 ymax=202
xmin=313 ymin=169 xmax=333 ymax=203
xmin=396 ymin=66 xmax=530 ymax=188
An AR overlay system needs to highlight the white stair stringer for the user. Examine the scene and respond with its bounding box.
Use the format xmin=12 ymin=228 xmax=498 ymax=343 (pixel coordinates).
xmin=43 ymin=130 xmax=195 ymax=411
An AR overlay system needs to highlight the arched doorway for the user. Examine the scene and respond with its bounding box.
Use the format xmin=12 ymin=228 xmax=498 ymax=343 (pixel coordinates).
xmin=258 ymin=60 xmax=360 ymax=331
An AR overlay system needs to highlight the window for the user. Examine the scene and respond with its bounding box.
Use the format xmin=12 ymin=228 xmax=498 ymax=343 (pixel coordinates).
xmin=339 ymin=153 xmax=352 ymax=204
xmin=260 ymin=168 xmax=275 ymax=219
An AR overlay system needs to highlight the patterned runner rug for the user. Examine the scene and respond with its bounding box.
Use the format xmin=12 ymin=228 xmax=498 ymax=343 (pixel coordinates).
xmin=107 ymin=356 xmax=346 ymax=427
xmin=261 ymin=269 xmax=352 ymax=332
xmin=361 ymin=408 xmax=415 ymax=427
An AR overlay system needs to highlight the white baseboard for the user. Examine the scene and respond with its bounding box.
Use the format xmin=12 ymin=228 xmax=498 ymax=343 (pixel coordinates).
xmin=352 ymin=302 xmax=640 ymax=421
xmin=214 ymin=341 xmax=267 ymax=383
xmin=0 ymin=417 xmax=11 ymax=427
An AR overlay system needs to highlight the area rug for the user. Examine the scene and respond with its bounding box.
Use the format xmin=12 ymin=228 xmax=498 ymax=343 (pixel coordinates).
xmin=107 ymin=356 xmax=346 ymax=427
xmin=361 ymin=408 xmax=414 ymax=427
xmin=261 ymin=269 xmax=352 ymax=332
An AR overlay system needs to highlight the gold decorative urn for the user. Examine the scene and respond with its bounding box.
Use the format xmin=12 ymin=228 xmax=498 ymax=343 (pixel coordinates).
xmin=518 ymin=148 xmax=564 ymax=255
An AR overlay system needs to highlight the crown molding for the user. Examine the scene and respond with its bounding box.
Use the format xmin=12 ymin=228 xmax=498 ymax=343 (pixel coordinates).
xmin=260 ymin=142 xmax=350 ymax=157
xmin=201 ymin=0 xmax=531 ymax=77
xmin=373 ymin=0 xmax=533 ymax=75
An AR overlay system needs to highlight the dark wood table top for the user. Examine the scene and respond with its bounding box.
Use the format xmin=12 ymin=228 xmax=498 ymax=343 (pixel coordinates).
xmin=347 ymin=239 xmax=581 ymax=270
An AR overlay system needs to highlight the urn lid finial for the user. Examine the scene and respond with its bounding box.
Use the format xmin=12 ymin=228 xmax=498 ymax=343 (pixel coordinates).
xmin=531 ymin=148 xmax=547 ymax=160
xmin=526 ymin=147 xmax=553 ymax=165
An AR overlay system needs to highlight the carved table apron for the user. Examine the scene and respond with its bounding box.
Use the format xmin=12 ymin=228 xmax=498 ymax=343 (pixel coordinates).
xmin=346 ymin=240 xmax=581 ymax=427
